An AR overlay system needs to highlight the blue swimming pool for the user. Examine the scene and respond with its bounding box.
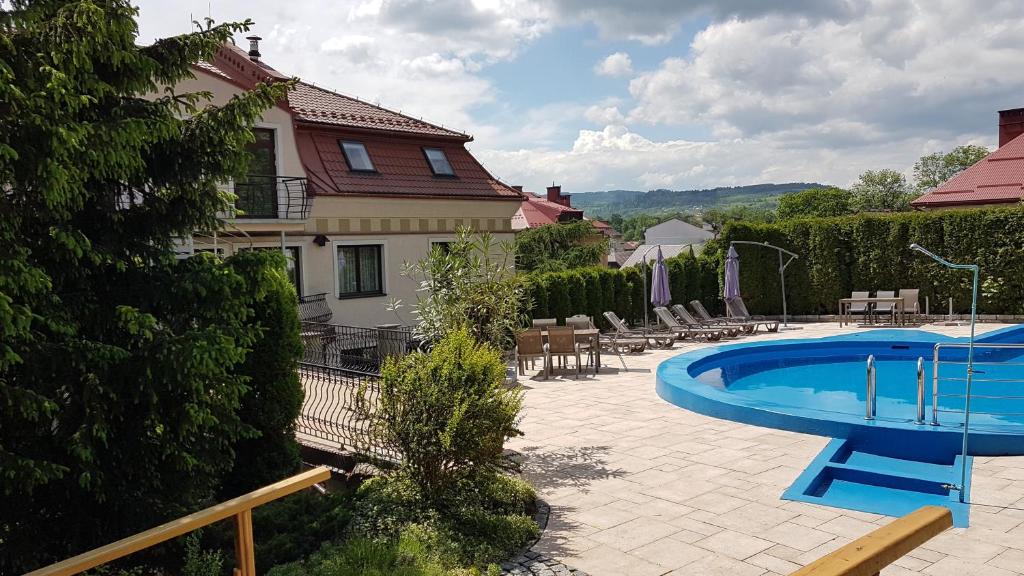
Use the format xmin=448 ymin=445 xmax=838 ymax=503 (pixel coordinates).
xmin=657 ymin=324 xmax=1024 ymax=456
xmin=656 ymin=324 xmax=1024 ymax=526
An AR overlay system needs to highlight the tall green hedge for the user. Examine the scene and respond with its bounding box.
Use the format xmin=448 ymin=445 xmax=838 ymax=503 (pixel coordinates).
xmin=719 ymin=207 xmax=1024 ymax=315
xmin=524 ymin=253 xmax=721 ymax=328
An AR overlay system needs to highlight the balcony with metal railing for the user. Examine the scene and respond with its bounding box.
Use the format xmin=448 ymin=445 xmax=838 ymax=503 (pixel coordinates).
xmin=228 ymin=175 xmax=310 ymax=220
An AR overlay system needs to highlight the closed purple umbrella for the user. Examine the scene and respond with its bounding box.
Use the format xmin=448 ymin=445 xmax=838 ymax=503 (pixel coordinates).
xmin=724 ymin=245 xmax=740 ymax=301
xmin=650 ymin=246 xmax=671 ymax=307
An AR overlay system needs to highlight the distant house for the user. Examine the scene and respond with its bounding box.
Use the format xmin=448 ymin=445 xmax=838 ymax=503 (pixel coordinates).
xmin=643 ymin=218 xmax=714 ymax=245
xmin=912 ymin=108 xmax=1024 ymax=209
xmin=511 ymin=185 xmax=584 ymax=229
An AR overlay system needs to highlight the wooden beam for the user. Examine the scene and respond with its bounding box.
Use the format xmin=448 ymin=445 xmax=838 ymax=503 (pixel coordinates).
xmin=27 ymin=466 xmax=331 ymax=576
xmin=790 ymin=506 xmax=953 ymax=576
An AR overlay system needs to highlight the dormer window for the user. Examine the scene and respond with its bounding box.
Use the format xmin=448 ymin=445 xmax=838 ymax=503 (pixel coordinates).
xmin=340 ymin=141 xmax=375 ymax=172
xmin=423 ymin=147 xmax=454 ymax=176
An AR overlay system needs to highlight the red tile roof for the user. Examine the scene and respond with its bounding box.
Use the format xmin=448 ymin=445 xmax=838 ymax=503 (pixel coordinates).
xmin=912 ymin=135 xmax=1024 ymax=208
xmin=194 ymin=42 xmax=513 ymax=200
xmin=288 ymin=82 xmax=470 ymax=140
xmin=512 ymin=192 xmax=585 ymax=228
xmin=297 ymin=129 xmax=520 ymax=200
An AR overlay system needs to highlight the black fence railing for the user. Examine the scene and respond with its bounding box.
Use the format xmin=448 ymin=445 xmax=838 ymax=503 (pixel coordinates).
xmin=300 ymin=321 xmax=417 ymax=373
xmin=298 ymin=293 xmax=333 ymax=324
xmin=296 ymin=362 xmax=399 ymax=462
xmin=232 ymin=175 xmax=310 ymax=219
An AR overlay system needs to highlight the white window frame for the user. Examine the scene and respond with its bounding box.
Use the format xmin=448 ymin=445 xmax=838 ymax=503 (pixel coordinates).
xmin=332 ymin=239 xmax=388 ymax=299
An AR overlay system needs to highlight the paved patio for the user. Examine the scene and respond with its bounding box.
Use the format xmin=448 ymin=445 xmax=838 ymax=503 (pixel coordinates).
xmin=508 ymin=322 xmax=1024 ymax=576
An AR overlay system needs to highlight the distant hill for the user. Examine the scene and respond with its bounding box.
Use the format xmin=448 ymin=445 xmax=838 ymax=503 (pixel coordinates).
xmin=570 ymin=183 xmax=827 ymax=216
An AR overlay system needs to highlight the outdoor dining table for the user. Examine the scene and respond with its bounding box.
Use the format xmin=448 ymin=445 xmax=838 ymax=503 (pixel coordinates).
xmin=837 ymin=297 xmax=905 ymax=327
xmin=540 ymin=328 xmax=602 ymax=372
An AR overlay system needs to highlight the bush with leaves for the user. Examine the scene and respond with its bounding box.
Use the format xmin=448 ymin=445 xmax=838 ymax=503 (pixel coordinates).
xmin=0 ymin=1 xmax=296 ymax=570
xmin=220 ymin=250 xmax=305 ymax=497
xmin=402 ymin=229 xmax=527 ymax=351
xmin=367 ymin=329 xmax=523 ymax=496
xmin=514 ymin=220 xmax=608 ymax=272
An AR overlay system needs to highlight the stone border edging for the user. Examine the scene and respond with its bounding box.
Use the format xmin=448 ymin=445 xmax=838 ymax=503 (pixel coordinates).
xmin=500 ymin=499 xmax=589 ymax=576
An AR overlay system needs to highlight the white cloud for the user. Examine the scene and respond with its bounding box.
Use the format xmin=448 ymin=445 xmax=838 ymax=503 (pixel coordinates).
xmin=626 ymin=1 xmax=1024 ymax=150
xmin=594 ymin=52 xmax=633 ymax=76
xmin=584 ymin=104 xmax=625 ymax=125
xmin=133 ymin=0 xmax=1024 ymax=193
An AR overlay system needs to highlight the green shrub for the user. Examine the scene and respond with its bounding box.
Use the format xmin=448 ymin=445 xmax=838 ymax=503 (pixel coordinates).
xmin=221 ymin=250 xmax=305 ymax=497
xmin=368 ymin=330 xmax=523 ymax=497
xmin=182 ymin=533 xmax=225 ymax=576
xmin=522 ymin=251 xmax=720 ymax=327
xmin=403 ymin=229 xmax=527 ymax=351
xmin=720 ymin=206 xmax=1024 ymax=315
xmin=515 ymin=221 xmax=608 ymax=272
xmin=349 ymin=471 xmax=537 ymax=569
xmin=201 ymin=488 xmax=353 ymax=574
xmin=265 ymin=532 xmax=500 ymax=576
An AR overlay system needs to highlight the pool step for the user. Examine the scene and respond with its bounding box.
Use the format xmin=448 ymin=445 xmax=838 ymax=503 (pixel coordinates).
xmin=783 ymin=438 xmax=971 ymax=527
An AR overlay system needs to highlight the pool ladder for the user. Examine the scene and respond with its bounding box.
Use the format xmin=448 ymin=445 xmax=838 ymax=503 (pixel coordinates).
xmin=865 ymin=354 xmax=926 ymax=424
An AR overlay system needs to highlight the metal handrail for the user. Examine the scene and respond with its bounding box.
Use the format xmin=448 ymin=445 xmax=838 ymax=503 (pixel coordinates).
xmin=26 ymin=467 xmax=331 ymax=576
xmin=931 ymin=343 xmax=1024 ymax=425
xmin=865 ymin=354 xmax=876 ymax=420
xmin=916 ymin=357 xmax=925 ymax=425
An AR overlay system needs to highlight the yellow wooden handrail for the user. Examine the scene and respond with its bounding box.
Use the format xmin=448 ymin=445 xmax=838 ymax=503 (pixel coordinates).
xmin=790 ymin=506 xmax=953 ymax=576
xmin=27 ymin=466 xmax=331 ymax=576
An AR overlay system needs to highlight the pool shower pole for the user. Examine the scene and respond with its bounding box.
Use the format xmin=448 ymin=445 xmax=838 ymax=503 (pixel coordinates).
xmin=910 ymin=243 xmax=978 ymax=503
xmin=729 ymin=241 xmax=799 ymax=329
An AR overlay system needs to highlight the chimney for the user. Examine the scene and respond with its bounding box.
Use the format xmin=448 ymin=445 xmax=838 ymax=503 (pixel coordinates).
xmin=998 ymin=108 xmax=1024 ymax=147
xmin=246 ymin=35 xmax=262 ymax=62
xmin=547 ymin=185 xmax=570 ymax=207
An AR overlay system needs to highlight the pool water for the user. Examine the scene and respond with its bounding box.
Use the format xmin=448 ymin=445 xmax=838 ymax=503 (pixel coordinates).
xmin=694 ymin=351 xmax=1024 ymax=430
xmin=654 ymin=327 xmax=1024 ymax=526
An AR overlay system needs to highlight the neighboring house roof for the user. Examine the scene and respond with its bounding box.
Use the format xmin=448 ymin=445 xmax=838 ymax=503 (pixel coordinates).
xmin=644 ymin=218 xmax=714 ymax=244
xmin=511 ymin=192 xmax=585 ymax=229
xmin=297 ymin=129 xmax=520 ymax=200
xmin=288 ymin=82 xmax=470 ymax=140
xmin=620 ymin=244 xmax=695 ymax=268
xmin=587 ymin=218 xmax=621 ymax=238
xmin=912 ymin=134 xmax=1024 ymax=208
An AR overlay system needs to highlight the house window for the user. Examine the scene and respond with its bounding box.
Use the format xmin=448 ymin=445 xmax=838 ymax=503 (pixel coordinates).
xmin=423 ymin=147 xmax=454 ymax=176
xmin=337 ymin=244 xmax=383 ymax=298
xmin=430 ymin=240 xmax=453 ymax=254
xmin=340 ymin=141 xmax=375 ymax=172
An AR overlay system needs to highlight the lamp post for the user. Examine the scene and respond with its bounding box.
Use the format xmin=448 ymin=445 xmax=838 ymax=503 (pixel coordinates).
xmin=909 ymin=243 xmax=978 ymax=503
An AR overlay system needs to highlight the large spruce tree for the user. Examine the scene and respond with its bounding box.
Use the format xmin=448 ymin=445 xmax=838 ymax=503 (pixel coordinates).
xmin=0 ymin=1 xmax=297 ymax=570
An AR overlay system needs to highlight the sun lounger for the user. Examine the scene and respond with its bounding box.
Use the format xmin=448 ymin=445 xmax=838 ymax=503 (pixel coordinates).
xmin=688 ymin=300 xmax=759 ymax=334
xmin=653 ymin=307 xmax=724 ymax=341
xmin=671 ymin=304 xmax=742 ymax=337
xmin=724 ymin=297 xmax=780 ymax=332
xmin=602 ymin=311 xmax=675 ymax=350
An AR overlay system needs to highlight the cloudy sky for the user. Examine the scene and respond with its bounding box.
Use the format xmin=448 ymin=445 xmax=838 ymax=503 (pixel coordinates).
xmin=134 ymin=0 xmax=1024 ymax=193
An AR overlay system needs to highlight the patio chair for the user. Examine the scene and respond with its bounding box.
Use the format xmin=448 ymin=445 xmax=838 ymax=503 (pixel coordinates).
xmin=874 ymin=290 xmax=897 ymax=325
xmin=532 ymin=318 xmax=557 ymax=329
xmin=848 ymin=291 xmax=872 ymax=324
xmin=688 ymin=300 xmax=759 ymax=334
xmin=566 ymin=314 xmax=597 ymax=369
xmin=515 ymin=328 xmax=549 ymax=379
xmin=545 ymin=325 xmax=586 ymax=379
xmin=565 ymin=314 xmax=594 ymax=329
xmin=899 ymin=289 xmax=921 ymax=323
xmin=671 ymin=304 xmax=742 ymax=337
xmin=653 ymin=307 xmax=723 ymax=341
xmin=724 ymin=296 xmax=780 ymax=332
xmin=602 ymin=311 xmax=674 ymax=350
